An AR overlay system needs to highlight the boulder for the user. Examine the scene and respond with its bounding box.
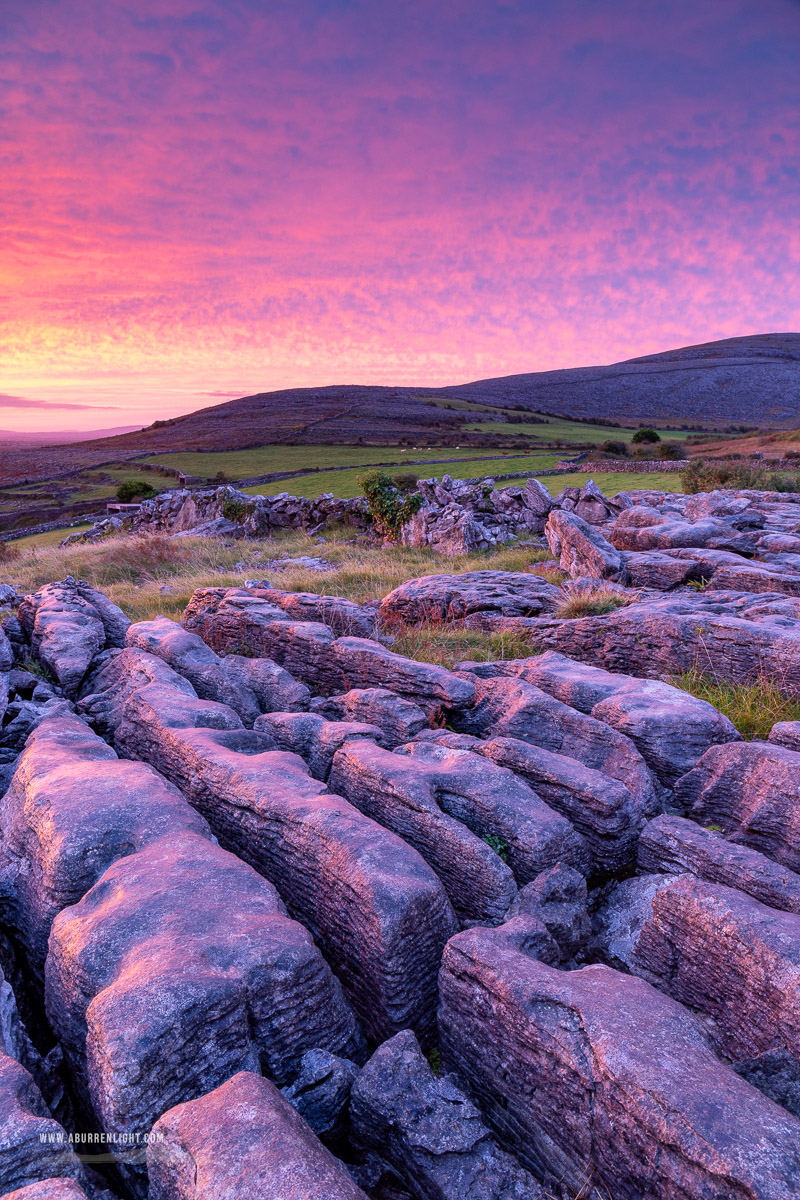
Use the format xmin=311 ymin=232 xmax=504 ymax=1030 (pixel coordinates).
xmin=439 ymin=924 xmax=800 ymax=1199
xmin=310 ymin=688 xmax=429 ymax=747
xmin=46 ymin=834 xmax=363 ymax=1155
xmin=768 ymin=720 xmax=800 ymax=751
xmin=330 ymin=740 xmax=590 ymax=922
xmin=125 ymin=616 xmax=264 ymax=725
xmin=0 ymin=714 xmax=211 ymax=975
xmin=147 ymin=1071 xmax=368 ymax=1200
xmin=327 ymin=638 xmax=475 ymax=717
xmin=520 ymin=593 xmax=800 ymax=692
xmin=183 ymin=585 xmax=374 ymax=640
xmin=350 ymin=1030 xmax=543 ymax=1200
xmin=114 ymin=678 xmax=457 ymax=1043
xmin=425 ymin=731 xmax=645 ymax=875
xmin=0 ymin=1055 xmax=92 ymax=1198
xmin=505 ymin=864 xmax=589 ymax=961
xmin=545 ymin=510 xmax=625 ymax=580
xmin=16 ymin=579 xmax=131 ymax=698
xmin=595 ymin=873 xmax=800 ymax=1062
xmin=379 ymin=572 xmax=561 ymax=625
xmin=254 ymin=711 xmax=383 ymax=780
xmin=452 ymin=673 xmax=659 ymax=819
xmin=675 ymin=741 xmax=800 ymax=871
xmin=280 ymin=1048 xmax=359 ymax=1139
xmin=637 ymin=814 xmax=800 ymax=913
xmin=523 ymin=477 xmax=552 ymax=517
xmin=2 ymin=1182 xmax=92 ymax=1200
xmin=76 ymin=646 xmax=197 ymax=733
xmin=512 ymin=650 xmax=740 ymax=784
xmin=0 ymin=626 xmax=14 ymax=672
xmin=733 ymin=1050 xmax=800 ymax=1120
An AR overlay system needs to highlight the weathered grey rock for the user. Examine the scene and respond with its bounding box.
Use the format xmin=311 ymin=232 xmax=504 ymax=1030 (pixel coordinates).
xmin=217 ymin=652 xmax=309 ymax=713
xmin=0 ymin=1055 xmax=91 ymax=1198
xmin=512 ymin=650 xmax=740 ymax=784
xmin=676 ymin=741 xmax=800 ymax=871
xmin=523 ymin=477 xmax=552 ymax=517
xmin=516 ymin=592 xmax=800 ymax=692
xmin=595 ymin=872 xmax=800 ymax=1062
xmin=183 ymin=590 xmax=475 ymax=715
xmin=414 ymin=730 xmax=644 ymax=875
xmin=254 ymin=711 xmax=383 ymax=780
xmin=183 ymin=585 xmax=374 ymax=640
xmin=707 ymin=561 xmax=800 ymax=595
xmin=379 ymin=572 xmax=561 ymax=625
xmin=0 ymin=627 xmax=14 ymax=672
xmin=114 ymin=678 xmax=457 ymax=1042
xmin=439 ymin=923 xmax=800 ymax=1199
xmin=77 ymin=646 xmax=196 ymax=734
xmin=350 ymin=1030 xmax=543 ymax=1200
xmin=310 ymin=688 xmax=429 ymax=747
xmin=16 ymin=579 xmax=130 ymax=698
xmin=331 ymin=740 xmax=590 ymax=922
xmin=610 ymin=517 xmax=731 ymax=552
xmin=280 ymin=1048 xmax=359 ymax=1139
xmin=0 ymin=714 xmax=211 ymax=975
xmin=125 ymin=616 xmax=264 ymax=725
xmin=46 ymin=833 xmax=363 ymax=1155
xmin=638 ymin=813 xmax=800 ymax=913
xmin=545 ymin=510 xmax=625 ymax=579
xmin=452 ymin=673 xmax=659 ymax=818
xmin=2 ymin=1181 xmax=92 ymax=1200
xmin=505 ymin=864 xmax=589 ymax=961
xmin=148 ymin=1070 xmax=368 ymax=1200
xmin=768 ymin=719 xmax=800 ymax=751
xmin=733 ymin=1050 xmax=800 ymax=1119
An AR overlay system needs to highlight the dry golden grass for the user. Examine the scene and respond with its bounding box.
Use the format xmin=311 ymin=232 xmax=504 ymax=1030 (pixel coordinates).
xmin=3 ymin=529 xmax=552 ymax=632
xmin=554 ymin=584 xmax=630 ymax=620
xmin=389 ymin=621 xmax=534 ymax=670
xmin=670 ymin=668 xmax=800 ymax=740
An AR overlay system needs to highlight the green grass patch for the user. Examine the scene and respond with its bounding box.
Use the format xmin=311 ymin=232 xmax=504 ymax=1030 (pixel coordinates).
xmin=670 ymin=669 xmax=800 ymax=741
xmin=464 ymin=419 xmax=690 ymax=444
xmin=11 ymin=523 xmax=95 ymax=549
xmin=530 ymin=470 xmax=685 ymax=495
xmin=243 ymin=455 xmax=558 ymax=499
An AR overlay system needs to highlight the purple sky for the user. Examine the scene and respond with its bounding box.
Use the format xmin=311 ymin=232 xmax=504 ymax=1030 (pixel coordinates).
xmin=1 ymin=0 xmax=799 ymax=429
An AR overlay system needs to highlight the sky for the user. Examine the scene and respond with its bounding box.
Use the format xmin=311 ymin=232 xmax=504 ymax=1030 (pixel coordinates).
xmin=1 ymin=0 xmax=799 ymax=432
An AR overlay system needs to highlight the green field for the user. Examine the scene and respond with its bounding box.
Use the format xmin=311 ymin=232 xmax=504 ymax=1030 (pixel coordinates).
xmin=526 ymin=470 xmax=684 ymax=495
xmin=12 ymin=523 xmax=95 ymax=548
xmin=464 ymin=419 xmax=691 ymax=443
xmin=242 ymin=455 xmax=560 ymax=499
xmin=136 ymin=444 xmax=523 ymax=481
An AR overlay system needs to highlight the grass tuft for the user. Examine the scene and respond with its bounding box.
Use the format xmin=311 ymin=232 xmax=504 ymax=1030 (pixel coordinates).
xmin=670 ymin=668 xmax=800 ymax=740
xmin=554 ymin=585 xmax=629 ymax=620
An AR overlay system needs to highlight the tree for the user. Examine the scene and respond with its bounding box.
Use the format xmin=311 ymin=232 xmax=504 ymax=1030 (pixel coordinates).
xmin=631 ymin=428 xmax=660 ymax=444
xmin=116 ymin=480 xmax=156 ymax=502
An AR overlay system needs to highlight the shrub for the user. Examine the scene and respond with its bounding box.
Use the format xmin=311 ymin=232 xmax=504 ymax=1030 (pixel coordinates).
xmin=482 ymin=833 xmax=509 ymax=861
xmin=632 ymin=428 xmax=660 ymax=444
xmin=656 ymin=442 xmax=684 ymax=460
xmin=680 ymin=458 xmax=800 ymax=495
xmin=598 ymin=440 xmax=628 ymax=457
xmin=221 ymin=496 xmax=249 ymax=523
xmin=391 ymin=472 xmax=420 ymax=493
xmin=0 ymin=540 xmax=20 ymax=564
xmin=359 ymin=469 xmax=423 ymax=539
xmin=116 ymin=480 xmax=156 ymax=502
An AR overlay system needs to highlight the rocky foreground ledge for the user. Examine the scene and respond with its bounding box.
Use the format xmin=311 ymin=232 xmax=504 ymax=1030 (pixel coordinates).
xmin=2 ymin=519 xmax=800 ymax=1196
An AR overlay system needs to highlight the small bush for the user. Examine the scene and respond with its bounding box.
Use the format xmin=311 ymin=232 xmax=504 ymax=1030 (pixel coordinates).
xmin=656 ymin=442 xmax=684 ymax=461
xmin=359 ymin=469 xmax=423 ymax=539
xmin=0 ymin=540 xmax=20 ymax=564
xmin=555 ymin=586 xmax=629 ymax=619
xmin=632 ymin=428 xmax=660 ymax=444
xmin=598 ymin=440 xmax=628 ymax=457
xmin=681 ymin=458 xmax=800 ymax=495
xmin=482 ymin=833 xmax=509 ymax=861
xmin=116 ymin=480 xmax=156 ymax=502
xmin=391 ymin=472 xmax=419 ymax=493
xmin=221 ymin=496 xmax=249 ymax=523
